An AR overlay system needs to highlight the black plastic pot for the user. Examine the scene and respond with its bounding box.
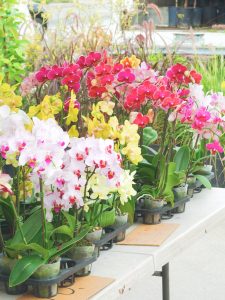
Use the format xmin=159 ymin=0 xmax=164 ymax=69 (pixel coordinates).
xmin=4 ymin=283 xmax=28 ymax=295
xmin=192 ymin=8 xmax=202 ymax=27
xmin=169 ymin=6 xmax=177 ymax=27
xmin=217 ymin=6 xmax=225 ymax=24
xmin=176 ymin=7 xmax=193 ymax=28
xmin=197 ymin=0 xmax=209 ymax=7
xmin=202 ymin=6 xmax=218 ymax=26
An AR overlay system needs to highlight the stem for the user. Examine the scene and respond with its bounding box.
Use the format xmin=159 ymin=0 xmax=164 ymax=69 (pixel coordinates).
xmin=22 ymin=167 xmax=26 ymax=203
xmin=156 ymin=110 xmax=170 ymax=181
xmin=9 ymin=198 xmax=27 ymax=245
xmin=39 ymin=178 xmax=47 ymax=248
xmin=0 ymin=226 xmax=5 ymax=249
xmin=185 ymin=134 xmax=200 ymax=182
xmin=15 ymin=167 xmax=20 ymax=215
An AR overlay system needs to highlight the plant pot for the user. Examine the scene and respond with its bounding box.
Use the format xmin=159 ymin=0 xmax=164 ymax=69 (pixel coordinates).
xmin=86 ymin=228 xmax=102 ymax=257
xmin=173 ymin=184 xmax=188 ymax=213
xmin=169 ymin=6 xmax=178 ymax=27
xmin=86 ymin=228 xmax=103 ymax=243
xmin=217 ymin=6 xmax=225 ymax=24
xmin=0 ymin=256 xmax=28 ymax=295
xmin=32 ymin=259 xmax=60 ymax=298
xmin=187 ymin=176 xmax=196 ymax=197
xmin=67 ymin=245 xmax=95 ymax=276
xmin=195 ymin=165 xmax=213 ymax=176
xmin=143 ymin=198 xmax=164 ymax=225
xmin=112 ymin=214 xmax=128 ymax=229
xmin=143 ymin=212 xmax=161 ymax=224
xmin=198 ymin=0 xmax=209 ymax=7
xmin=173 ymin=184 xmax=188 ymax=201
xmin=202 ymin=6 xmax=218 ymax=26
xmin=176 ymin=7 xmax=193 ymax=28
xmin=192 ymin=8 xmax=202 ymax=27
xmin=112 ymin=214 xmax=128 ymax=242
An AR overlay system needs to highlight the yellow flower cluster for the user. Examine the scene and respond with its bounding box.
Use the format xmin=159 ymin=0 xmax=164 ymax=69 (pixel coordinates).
xmin=28 ymin=94 xmax=62 ymax=120
xmin=84 ymin=102 xmax=142 ymax=164
xmin=120 ymin=120 xmax=143 ymax=165
xmin=0 ymin=81 xmax=22 ymax=111
xmin=120 ymin=55 xmax=141 ymax=69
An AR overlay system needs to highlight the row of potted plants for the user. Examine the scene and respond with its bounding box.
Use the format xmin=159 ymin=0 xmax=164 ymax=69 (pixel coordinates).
xmin=0 ymin=51 xmax=224 ymax=298
xmin=134 ymin=1 xmax=225 ymax=28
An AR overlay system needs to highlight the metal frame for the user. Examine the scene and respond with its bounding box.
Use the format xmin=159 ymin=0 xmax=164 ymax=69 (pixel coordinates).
xmin=154 ymin=263 xmax=170 ymax=300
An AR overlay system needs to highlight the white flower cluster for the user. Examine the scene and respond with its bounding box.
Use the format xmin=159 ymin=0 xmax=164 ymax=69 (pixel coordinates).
xmin=0 ymin=106 xmax=136 ymax=221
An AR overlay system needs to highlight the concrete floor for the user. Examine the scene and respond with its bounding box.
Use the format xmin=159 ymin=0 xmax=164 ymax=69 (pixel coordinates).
xmin=117 ymin=219 xmax=225 ymax=300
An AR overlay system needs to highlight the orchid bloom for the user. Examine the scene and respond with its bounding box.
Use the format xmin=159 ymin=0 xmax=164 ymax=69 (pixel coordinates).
xmin=0 ymin=172 xmax=13 ymax=196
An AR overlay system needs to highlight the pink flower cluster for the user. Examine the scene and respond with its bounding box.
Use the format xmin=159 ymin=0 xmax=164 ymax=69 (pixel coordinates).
xmin=166 ymin=63 xmax=202 ymax=85
xmin=170 ymin=86 xmax=225 ymax=154
xmin=21 ymin=53 xmax=204 ymax=129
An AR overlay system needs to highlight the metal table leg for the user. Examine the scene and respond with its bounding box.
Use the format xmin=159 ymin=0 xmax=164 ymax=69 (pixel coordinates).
xmin=162 ymin=263 xmax=170 ymax=300
xmin=153 ymin=262 xmax=170 ymax=300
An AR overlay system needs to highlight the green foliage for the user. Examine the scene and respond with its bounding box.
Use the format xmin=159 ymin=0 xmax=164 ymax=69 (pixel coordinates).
xmin=98 ymin=208 xmax=116 ymax=228
xmin=0 ymin=0 xmax=27 ymax=84
xmin=8 ymin=225 xmax=90 ymax=287
xmin=174 ymin=146 xmax=190 ymax=172
xmin=194 ymin=55 xmax=225 ymax=93
xmin=9 ymin=254 xmax=46 ymax=287
xmin=142 ymin=126 xmax=158 ymax=146
xmin=8 ymin=208 xmax=42 ymax=246
xmin=195 ymin=174 xmax=212 ymax=189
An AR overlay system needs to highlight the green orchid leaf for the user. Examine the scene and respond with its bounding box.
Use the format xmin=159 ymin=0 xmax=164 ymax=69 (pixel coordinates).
xmin=163 ymin=162 xmax=181 ymax=205
xmin=98 ymin=208 xmax=116 ymax=228
xmin=5 ymin=243 xmax=49 ymax=260
xmin=62 ymin=211 xmax=76 ymax=232
xmin=143 ymin=127 xmax=158 ymax=146
xmin=9 ymin=209 xmax=42 ymax=245
xmin=174 ymin=146 xmax=190 ymax=172
xmin=195 ymin=175 xmax=212 ymax=189
xmin=49 ymin=226 xmax=91 ymax=260
xmin=9 ymin=255 xmax=47 ymax=287
xmin=119 ymin=198 xmax=135 ymax=223
xmin=49 ymin=225 xmax=74 ymax=239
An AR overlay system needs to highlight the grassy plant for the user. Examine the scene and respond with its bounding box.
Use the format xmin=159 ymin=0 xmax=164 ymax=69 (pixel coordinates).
xmin=193 ymin=55 xmax=225 ymax=93
xmin=0 ymin=0 xmax=27 ymax=84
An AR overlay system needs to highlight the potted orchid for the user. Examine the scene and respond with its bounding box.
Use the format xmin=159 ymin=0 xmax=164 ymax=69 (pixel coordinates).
xmin=0 ymin=95 xmax=137 ymax=296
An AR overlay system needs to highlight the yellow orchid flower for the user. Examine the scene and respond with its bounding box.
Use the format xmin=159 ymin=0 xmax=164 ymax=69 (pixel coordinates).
xmin=0 ymin=82 xmax=22 ymax=111
xmin=120 ymin=55 xmax=140 ymax=69
xmin=129 ymin=55 xmax=141 ymax=68
xmin=98 ymin=100 xmax=115 ymax=116
xmin=28 ymin=105 xmax=41 ymax=118
xmin=6 ymin=153 xmax=19 ymax=168
xmin=66 ymin=104 xmax=79 ymax=126
xmin=122 ymin=144 xmax=143 ymax=165
xmin=68 ymin=125 xmax=79 ymax=137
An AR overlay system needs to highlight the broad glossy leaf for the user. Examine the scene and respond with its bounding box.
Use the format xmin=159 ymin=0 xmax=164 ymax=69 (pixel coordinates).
xmin=98 ymin=208 xmax=116 ymax=228
xmin=49 ymin=225 xmax=74 ymax=239
xmin=10 ymin=209 xmax=42 ymax=245
xmin=62 ymin=211 xmax=76 ymax=232
xmin=143 ymin=127 xmax=158 ymax=146
xmin=195 ymin=175 xmax=212 ymax=189
xmin=174 ymin=146 xmax=190 ymax=172
xmin=5 ymin=243 xmax=49 ymax=260
xmin=49 ymin=226 xmax=91 ymax=259
xmin=9 ymin=255 xmax=47 ymax=287
xmin=119 ymin=199 xmax=135 ymax=223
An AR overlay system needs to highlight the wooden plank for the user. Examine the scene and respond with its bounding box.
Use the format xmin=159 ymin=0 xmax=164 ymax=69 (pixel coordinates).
xmin=117 ymin=224 xmax=179 ymax=246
